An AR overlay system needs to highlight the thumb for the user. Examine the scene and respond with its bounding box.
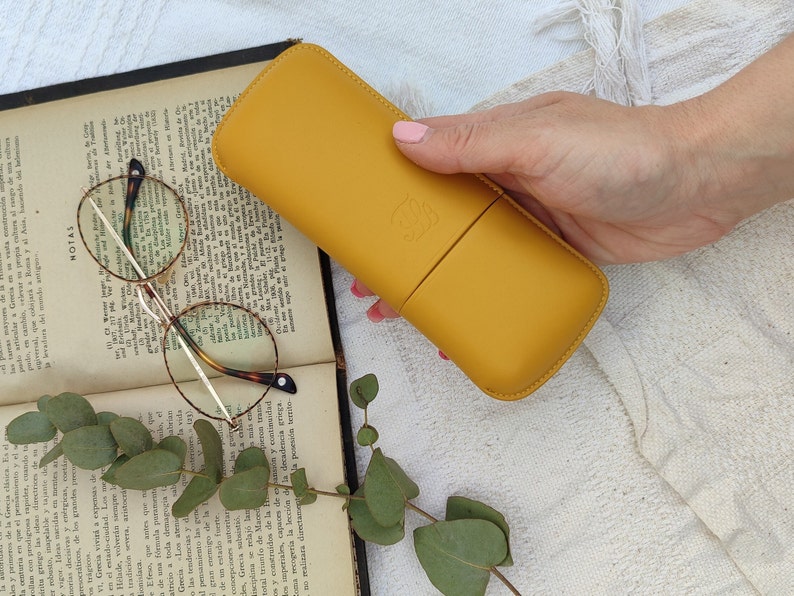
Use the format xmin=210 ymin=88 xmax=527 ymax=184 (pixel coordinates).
xmin=392 ymin=118 xmax=524 ymax=175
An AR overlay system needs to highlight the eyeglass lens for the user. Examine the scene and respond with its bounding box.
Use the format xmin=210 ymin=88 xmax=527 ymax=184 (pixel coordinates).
xmin=163 ymin=302 xmax=278 ymax=423
xmin=77 ymin=175 xmax=188 ymax=281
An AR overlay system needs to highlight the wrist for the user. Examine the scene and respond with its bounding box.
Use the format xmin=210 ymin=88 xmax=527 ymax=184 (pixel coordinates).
xmin=667 ymin=40 xmax=794 ymax=226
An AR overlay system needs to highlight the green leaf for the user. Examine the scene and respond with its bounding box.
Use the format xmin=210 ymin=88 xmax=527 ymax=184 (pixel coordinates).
xmin=157 ymin=436 xmax=187 ymax=467
xmin=110 ymin=417 xmax=153 ymax=457
xmin=96 ymin=412 xmax=119 ymax=426
xmin=113 ymin=450 xmax=183 ymax=490
xmin=61 ymin=425 xmax=119 ymax=470
xmin=384 ymin=455 xmax=419 ymax=500
xmin=101 ymin=455 xmax=130 ymax=485
xmin=219 ymin=467 xmax=269 ymax=510
xmin=300 ymin=493 xmax=318 ymax=505
xmin=446 ymin=496 xmax=513 ymax=566
xmin=356 ymin=425 xmax=379 ymax=446
xmin=46 ymin=392 xmax=97 ymax=433
xmin=172 ymin=476 xmax=219 ymax=518
xmin=336 ymin=484 xmax=351 ymax=510
xmin=348 ymin=485 xmax=404 ymax=545
xmin=349 ymin=374 xmax=379 ymax=409
xmin=235 ymin=446 xmax=270 ymax=476
xmin=36 ymin=394 xmax=53 ymax=412
xmin=193 ymin=419 xmax=223 ymax=483
xmin=6 ymin=411 xmax=57 ymax=444
xmin=291 ymin=468 xmax=309 ymax=496
xmin=364 ymin=448 xmax=410 ymax=528
xmin=413 ymin=519 xmax=508 ymax=596
xmin=38 ymin=442 xmax=64 ymax=468
xmin=290 ymin=468 xmax=317 ymax=505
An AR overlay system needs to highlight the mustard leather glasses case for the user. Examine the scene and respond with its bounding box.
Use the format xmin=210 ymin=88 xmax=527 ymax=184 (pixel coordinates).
xmin=212 ymin=43 xmax=608 ymax=401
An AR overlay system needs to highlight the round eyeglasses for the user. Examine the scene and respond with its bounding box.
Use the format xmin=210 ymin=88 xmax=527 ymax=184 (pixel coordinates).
xmin=76 ymin=158 xmax=296 ymax=430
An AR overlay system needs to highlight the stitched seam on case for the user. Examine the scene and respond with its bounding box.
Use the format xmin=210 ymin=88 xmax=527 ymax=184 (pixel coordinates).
xmin=486 ymin=197 xmax=609 ymax=400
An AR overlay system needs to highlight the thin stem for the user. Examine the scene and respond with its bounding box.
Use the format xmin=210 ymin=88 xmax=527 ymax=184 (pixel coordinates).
xmin=488 ymin=567 xmax=521 ymax=595
xmin=268 ymin=482 xmax=363 ymax=500
xmin=405 ymin=500 xmax=438 ymax=523
xmin=363 ymin=407 xmax=375 ymax=454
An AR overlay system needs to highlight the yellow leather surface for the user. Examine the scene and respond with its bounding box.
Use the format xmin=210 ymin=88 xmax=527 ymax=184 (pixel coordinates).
xmin=212 ymin=44 xmax=502 ymax=312
xmin=213 ymin=43 xmax=608 ymax=400
xmin=401 ymin=200 xmax=607 ymax=399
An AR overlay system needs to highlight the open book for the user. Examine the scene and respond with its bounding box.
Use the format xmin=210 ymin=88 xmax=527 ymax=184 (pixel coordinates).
xmin=0 ymin=41 xmax=367 ymax=595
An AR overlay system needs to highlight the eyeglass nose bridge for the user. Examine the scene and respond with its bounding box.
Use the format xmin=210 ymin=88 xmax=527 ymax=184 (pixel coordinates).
xmin=136 ymin=283 xmax=171 ymax=327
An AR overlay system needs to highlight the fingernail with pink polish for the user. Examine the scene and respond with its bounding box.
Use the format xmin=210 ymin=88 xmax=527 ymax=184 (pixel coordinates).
xmin=350 ymin=280 xmax=365 ymax=298
xmin=438 ymin=350 xmax=449 ymax=360
xmin=393 ymin=121 xmax=429 ymax=144
xmin=367 ymin=305 xmax=385 ymax=323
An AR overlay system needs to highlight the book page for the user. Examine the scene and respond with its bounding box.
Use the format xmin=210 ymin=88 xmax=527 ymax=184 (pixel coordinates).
xmin=0 ymin=61 xmax=334 ymax=407
xmin=0 ymin=363 xmax=358 ymax=595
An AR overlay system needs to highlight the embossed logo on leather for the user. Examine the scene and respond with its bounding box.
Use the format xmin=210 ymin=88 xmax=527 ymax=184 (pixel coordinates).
xmin=391 ymin=196 xmax=439 ymax=242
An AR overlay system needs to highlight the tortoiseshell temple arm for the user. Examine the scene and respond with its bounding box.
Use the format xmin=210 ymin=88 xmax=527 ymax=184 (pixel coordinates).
xmin=123 ymin=159 xmax=146 ymax=252
xmin=169 ymin=313 xmax=297 ymax=394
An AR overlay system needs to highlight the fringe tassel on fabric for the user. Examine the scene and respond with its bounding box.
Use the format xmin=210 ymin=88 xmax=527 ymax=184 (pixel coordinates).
xmin=535 ymin=0 xmax=651 ymax=105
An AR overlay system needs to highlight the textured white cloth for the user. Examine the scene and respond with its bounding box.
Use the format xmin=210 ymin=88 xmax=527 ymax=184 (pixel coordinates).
xmin=589 ymin=2 xmax=794 ymax=591
xmin=2 ymin=0 xmax=792 ymax=594
xmin=471 ymin=0 xmax=794 ymax=592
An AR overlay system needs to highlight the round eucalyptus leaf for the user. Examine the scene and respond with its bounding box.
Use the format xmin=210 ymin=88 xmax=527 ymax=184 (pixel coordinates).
xmin=6 ymin=411 xmax=57 ymax=444
xmin=349 ymin=374 xmax=379 ymax=409
xmin=290 ymin=467 xmax=310 ymax=498
xmin=235 ymin=446 xmax=270 ymax=476
xmin=446 ymin=496 xmax=513 ymax=566
xmin=172 ymin=475 xmax=219 ymax=518
xmin=36 ymin=394 xmax=53 ymax=413
xmin=156 ymin=436 xmax=187 ymax=467
xmin=97 ymin=412 xmax=120 ymax=426
xmin=110 ymin=417 xmax=153 ymax=458
xmin=61 ymin=425 xmax=119 ymax=470
xmin=46 ymin=392 xmax=97 ymax=433
xmin=299 ymin=492 xmax=317 ymax=505
xmin=290 ymin=468 xmax=317 ymax=505
xmin=384 ymin=454 xmax=419 ymax=500
xmin=364 ymin=448 xmax=407 ymax=528
xmin=219 ymin=467 xmax=269 ymax=510
xmin=113 ymin=449 xmax=183 ymax=490
xmin=336 ymin=484 xmax=351 ymax=510
xmin=356 ymin=425 xmax=379 ymax=447
xmin=413 ymin=519 xmax=508 ymax=596
xmin=348 ymin=486 xmax=404 ymax=545
xmin=193 ymin=419 xmax=224 ymax=483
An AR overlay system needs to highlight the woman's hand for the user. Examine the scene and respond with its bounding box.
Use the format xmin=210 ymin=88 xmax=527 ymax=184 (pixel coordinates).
xmin=352 ymin=34 xmax=794 ymax=318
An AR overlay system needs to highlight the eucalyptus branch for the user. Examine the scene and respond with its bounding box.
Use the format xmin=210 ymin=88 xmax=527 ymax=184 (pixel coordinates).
xmin=268 ymin=481 xmax=363 ymax=501
xmin=6 ymin=376 xmax=521 ymax=596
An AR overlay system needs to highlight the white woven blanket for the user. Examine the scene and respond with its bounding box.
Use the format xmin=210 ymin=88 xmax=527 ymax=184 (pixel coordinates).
xmin=470 ymin=1 xmax=794 ymax=591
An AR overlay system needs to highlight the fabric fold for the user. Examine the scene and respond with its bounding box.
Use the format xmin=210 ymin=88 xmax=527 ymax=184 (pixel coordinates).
xmin=475 ymin=0 xmax=794 ymax=591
